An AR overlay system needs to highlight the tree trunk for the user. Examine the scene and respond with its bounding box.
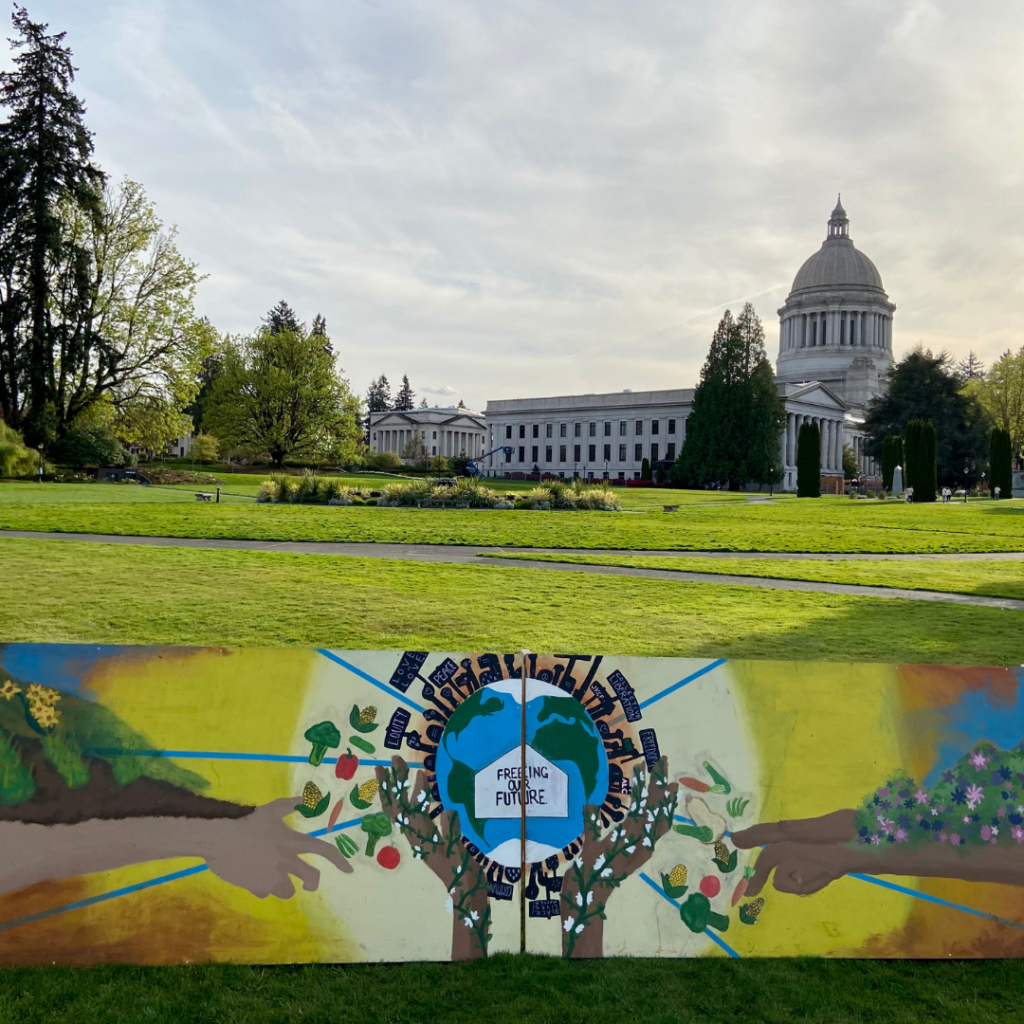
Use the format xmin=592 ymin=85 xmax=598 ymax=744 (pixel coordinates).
xmin=450 ymin=885 xmax=490 ymax=960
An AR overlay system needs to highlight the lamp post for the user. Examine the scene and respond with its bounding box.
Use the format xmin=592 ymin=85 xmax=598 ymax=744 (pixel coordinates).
xmin=37 ymin=444 xmax=44 ymax=481
xmin=964 ymin=463 xmax=969 ymax=503
xmin=604 ymin=459 xmax=609 ymax=481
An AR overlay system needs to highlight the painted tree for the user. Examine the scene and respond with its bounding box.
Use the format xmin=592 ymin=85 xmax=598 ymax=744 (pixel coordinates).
xmin=558 ymin=757 xmax=677 ymax=958
xmin=0 ymin=6 xmax=105 ymax=444
xmin=796 ymin=421 xmax=820 ymax=497
xmin=376 ymin=756 xmax=492 ymax=960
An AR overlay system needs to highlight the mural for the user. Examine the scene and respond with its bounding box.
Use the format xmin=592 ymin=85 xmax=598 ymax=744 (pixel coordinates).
xmin=0 ymin=644 xmax=1022 ymax=964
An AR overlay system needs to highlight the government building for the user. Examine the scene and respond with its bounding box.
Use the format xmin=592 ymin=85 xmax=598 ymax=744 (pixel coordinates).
xmin=482 ymin=198 xmax=890 ymax=490
xmin=368 ymin=406 xmax=487 ymax=461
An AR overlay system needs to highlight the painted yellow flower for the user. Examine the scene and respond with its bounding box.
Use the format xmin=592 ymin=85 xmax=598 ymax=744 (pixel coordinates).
xmin=26 ymin=683 xmax=60 ymax=706
xmin=32 ymin=703 xmax=59 ymax=729
xmin=0 ymin=680 xmax=21 ymax=701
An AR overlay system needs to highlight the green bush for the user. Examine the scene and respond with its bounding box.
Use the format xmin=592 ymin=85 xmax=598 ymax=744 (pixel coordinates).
xmin=50 ymin=425 xmax=127 ymax=469
xmin=989 ymin=428 xmax=1013 ymax=498
xmin=0 ymin=422 xmax=41 ymax=478
xmin=796 ymin=421 xmax=820 ymax=497
xmin=640 ymin=457 xmax=651 ymax=481
xmin=905 ymin=420 xmax=937 ymax=502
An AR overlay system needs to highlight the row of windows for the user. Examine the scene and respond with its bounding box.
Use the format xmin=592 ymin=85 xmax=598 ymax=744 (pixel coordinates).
xmin=505 ymin=419 xmax=678 ymax=440
xmin=510 ymin=443 xmax=676 ymax=465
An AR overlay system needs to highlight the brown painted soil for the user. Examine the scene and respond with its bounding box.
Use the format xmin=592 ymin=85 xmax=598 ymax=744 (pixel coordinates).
xmin=0 ymin=736 xmax=253 ymax=824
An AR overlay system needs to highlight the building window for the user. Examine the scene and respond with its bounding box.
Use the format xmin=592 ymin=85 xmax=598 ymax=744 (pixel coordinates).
xmin=531 ymin=445 xmax=538 ymax=463
xmin=668 ymin=419 xmax=676 ymax=434
xmin=634 ymin=443 xmax=642 ymax=461
xmin=545 ymin=445 xmax=552 ymax=462
xmin=518 ymin=446 xmax=525 ymax=462
xmin=372 ymin=432 xmax=377 ymax=441
xmin=432 ymin=446 xmax=437 ymax=455
xmin=589 ymin=422 xmax=596 ymax=437
xmin=560 ymin=423 xmax=567 ymax=438
xmin=546 ymin=423 xmax=553 ymax=438
xmin=619 ymin=421 xmax=627 ymax=435
xmin=652 ymin=420 xmax=660 ymax=435
xmin=559 ymin=445 xmax=566 ymax=462
xmin=666 ymin=442 xmax=676 ymax=460
xmin=519 ymin=424 xmax=525 ymax=439
xmin=603 ymin=443 xmax=611 ymax=461
xmin=573 ymin=444 xmax=581 ymax=462
xmin=505 ymin=425 xmax=512 ymax=440
xmin=618 ymin=443 xmax=626 ymax=461
xmin=588 ymin=444 xmax=596 ymax=461
xmin=635 ymin=420 xmax=643 ymax=435
xmin=651 ymin=443 xmax=659 ymax=462
xmin=532 ymin=424 xmax=539 ymax=438
xmin=574 ymin=423 xmax=581 ymax=437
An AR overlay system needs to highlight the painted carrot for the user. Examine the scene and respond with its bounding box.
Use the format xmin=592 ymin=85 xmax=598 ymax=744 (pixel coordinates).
xmin=678 ymin=776 xmax=710 ymax=792
xmin=327 ymin=797 xmax=346 ymax=833
xmin=731 ymin=865 xmax=756 ymax=907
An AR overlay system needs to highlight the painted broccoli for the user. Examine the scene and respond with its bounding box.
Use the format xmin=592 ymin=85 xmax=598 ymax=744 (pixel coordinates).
xmin=304 ymin=721 xmax=341 ymax=767
xmin=360 ymin=812 xmax=392 ymax=856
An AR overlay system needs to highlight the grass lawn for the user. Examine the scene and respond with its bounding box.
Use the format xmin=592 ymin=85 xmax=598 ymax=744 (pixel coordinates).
xmin=0 ymin=483 xmax=1021 ymax=552
xmin=483 ymin=552 xmax=1024 ymax=600
xmin=1 ymin=954 xmax=1020 ymax=1024
xmin=2 ymin=537 xmax=1021 ymax=663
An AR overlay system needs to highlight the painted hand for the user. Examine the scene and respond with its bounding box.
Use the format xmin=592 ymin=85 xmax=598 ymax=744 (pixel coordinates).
xmin=200 ymin=797 xmax=353 ymax=899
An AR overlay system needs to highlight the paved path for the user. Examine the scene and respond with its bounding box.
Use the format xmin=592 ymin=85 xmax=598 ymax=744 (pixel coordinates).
xmin=3 ymin=529 xmax=1023 ymax=611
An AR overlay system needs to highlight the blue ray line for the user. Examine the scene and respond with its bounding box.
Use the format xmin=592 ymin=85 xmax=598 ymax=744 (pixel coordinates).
xmin=317 ymin=649 xmax=426 ymax=712
xmin=848 ymin=873 xmax=1024 ymax=932
xmin=82 ymin=748 xmax=421 ymax=768
xmin=639 ymin=871 xmax=741 ymax=958
xmin=638 ymin=659 xmax=727 ymax=711
xmin=0 ymin=820 xmax=362 ymax=933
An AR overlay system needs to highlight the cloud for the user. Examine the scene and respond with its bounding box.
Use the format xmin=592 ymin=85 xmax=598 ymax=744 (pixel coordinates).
xmin=21 ymin=0 xmax=1024 ymax=410
xmin=420 ymin=384 xmax=459 ymax=396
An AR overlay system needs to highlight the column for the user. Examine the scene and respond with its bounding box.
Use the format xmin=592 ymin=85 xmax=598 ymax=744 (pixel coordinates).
xmin=834 ymin=420 xmax=843 ymax=471
xmin=787 ymin=414 xmax=795 ymax=467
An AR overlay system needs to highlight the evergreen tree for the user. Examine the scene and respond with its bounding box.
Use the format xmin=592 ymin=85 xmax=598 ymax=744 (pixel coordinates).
xmin=904 ymin=419 xmax=937 ymax=502
xmin=955 ymin=351 xmax=986 ymax=383
xmin=640 ymin=456 xmax=651 ymax=481
xmin=366 ymin=374 xmax=391 ymax=413
xmin=262 ymin=300 xmax=303 ymax=336
xmin=0 ymin=6 xmax=104 ymax=443
xmin=990 ymin=428 xmax=1013 ymax=497
xmin=881 ymin=434 xmax=903 ymax=491
xmin=394 ymin=374 xmax=415 ymax=411
xmin=670 ymin=304 xmax=785 ymax=489
xmin=863 ymin=349 xmax=989 ymax=487
xmin=310 ymin=312 xmax=333 ymax=358
xmin=796 ymin=421 xmax=820 ymax=497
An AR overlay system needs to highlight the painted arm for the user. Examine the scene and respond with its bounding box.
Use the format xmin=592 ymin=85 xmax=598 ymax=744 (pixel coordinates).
xmin=733 ymin=812 xmax=1024 ymax=896
xmin=0 ymin=797 xmax=351 ymax=899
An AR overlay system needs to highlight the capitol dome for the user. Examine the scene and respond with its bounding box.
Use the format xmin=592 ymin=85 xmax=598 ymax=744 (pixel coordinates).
xmin=775 ymin=197 xmax=895 ymax=410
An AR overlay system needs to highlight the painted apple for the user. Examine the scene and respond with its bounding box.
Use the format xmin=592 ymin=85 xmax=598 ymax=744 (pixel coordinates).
xmin=377 ymin=846 xmax=401 ymax=870
xmin=699 ymin=875 xmax=721 ymax=898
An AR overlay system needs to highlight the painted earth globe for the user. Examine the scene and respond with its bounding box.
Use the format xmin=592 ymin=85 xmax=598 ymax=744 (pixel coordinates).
xmin=435 ymin=678 xmax=609 ymax=866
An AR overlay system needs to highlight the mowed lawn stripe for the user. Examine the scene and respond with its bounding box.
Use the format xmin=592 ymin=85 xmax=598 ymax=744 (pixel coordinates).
xmin=1 ymin=538 xmax=1021 ymax=665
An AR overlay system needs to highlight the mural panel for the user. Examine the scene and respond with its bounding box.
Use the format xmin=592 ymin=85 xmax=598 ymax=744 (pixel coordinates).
xmin=0 ymin=644 xmax=1022 ymax=963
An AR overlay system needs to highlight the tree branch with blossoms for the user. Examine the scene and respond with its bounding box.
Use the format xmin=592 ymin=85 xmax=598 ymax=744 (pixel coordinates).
xmin=376 ymin=755 xmax=492 ymax=959
xmin=558 ymin=756 xmax=678 ymax=958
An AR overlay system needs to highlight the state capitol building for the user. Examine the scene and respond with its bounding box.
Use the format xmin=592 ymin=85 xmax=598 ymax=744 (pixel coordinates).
xmin=371 ymin=198 xmax=894 ymax=492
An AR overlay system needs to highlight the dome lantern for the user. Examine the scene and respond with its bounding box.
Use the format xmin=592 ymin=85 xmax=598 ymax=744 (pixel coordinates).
xmin=827 ymin=194 xmax=849 ymax=239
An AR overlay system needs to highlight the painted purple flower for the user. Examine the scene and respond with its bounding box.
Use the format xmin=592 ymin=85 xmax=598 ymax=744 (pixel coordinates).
xmin=914 ymin=788 xmax=929 ymax=805
xmin=981 ymin=825 xmax=993 ymax=841
xmin=998 ymin=806 xmax=1007 ymax=818
xmin=895 ymin=828 xmax=909 ymax=843
xmin=941 ymin=771 xmax=955 ymax=785
xmin=939 ymin=832 xmax=948 ymax=842
xmin=915 ymin=813 xmax=924 ymax=822
xmin=966 ymin=784 xmax=985 ymax=810
xmin=949 ymin=833 xmax=962 ymax=846
xmin=870 ymin=835 xmax=882 ymax=845
xmin=880 ymin=800 xmax=892 ymax=810
xmin=970 ymin=750 xmax=989 ymax=770
xmin=877 ymin=787 xmax=890 ymax=799
xmin=1011 ymin=826 xmax=1024 ymax=844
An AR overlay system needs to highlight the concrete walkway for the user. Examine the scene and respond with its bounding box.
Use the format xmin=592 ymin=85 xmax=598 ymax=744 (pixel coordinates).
xmin=3 ymin=529 xmax=1023 ymax=612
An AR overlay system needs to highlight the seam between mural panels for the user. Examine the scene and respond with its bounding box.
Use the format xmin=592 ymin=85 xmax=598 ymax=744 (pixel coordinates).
xmin=82 ymin=748 xmax=422 ymax=768
xmin=639 ymin=872 xmax=742 ymax=958
xmin=0 ymin=820 xmax=363 ymax=934
xmin=317 ymin=649 xmax=427 ymax=712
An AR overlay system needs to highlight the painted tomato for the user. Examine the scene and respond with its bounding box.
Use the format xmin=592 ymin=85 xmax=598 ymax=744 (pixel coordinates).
xmin=699 ymin=875 xmax=721 ymax=898
xmin=335 ymin=751 xmax=359 ymax=780
xmin=377 ymin=846 xmax=401 ymax=870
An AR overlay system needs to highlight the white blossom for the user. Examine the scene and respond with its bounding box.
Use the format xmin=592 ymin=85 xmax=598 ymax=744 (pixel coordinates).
xmin=575 ymin=892 xmax=583 ymax=907
xmin=463 ymin=917 xmax=472 ymax=928
xmin=626 ymin=845 xmax=636 ymax=854
xmin=445 ymin=896 xmax=454 ymax=914
xmin=642 ymin=837 xmax=652 ymax=848
xmin=593 ymin=853 xmax=607 ymax=870
xmin=470 ymin=910 xmax=480 ymax=922
xmin=575 ymin=923 xmax=585 ymax=934
xmin=601 ymin=868 xmax=613 ymax=878
xmin=586 ymin=891 xmax=594 ymax=905
xmin=416 ymin=790 xmax=427 ymax=804
xmin=564 ymin=916 xmax=576 ymax=932
xmin=590 ymin=813 xmax=597 ymax=822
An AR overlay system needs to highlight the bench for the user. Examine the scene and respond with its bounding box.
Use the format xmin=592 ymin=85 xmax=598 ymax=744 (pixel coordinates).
xmin=195 ymin=492 xmax=214 ymax=502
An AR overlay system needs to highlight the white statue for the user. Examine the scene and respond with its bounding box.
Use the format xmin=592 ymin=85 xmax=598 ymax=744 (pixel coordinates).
xmin=891 ymin=464 xmax=903 ymax=498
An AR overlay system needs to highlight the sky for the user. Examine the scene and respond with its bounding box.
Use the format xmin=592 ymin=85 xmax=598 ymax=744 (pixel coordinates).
xmin=11 ymin=0 xmax=1024 ymax=411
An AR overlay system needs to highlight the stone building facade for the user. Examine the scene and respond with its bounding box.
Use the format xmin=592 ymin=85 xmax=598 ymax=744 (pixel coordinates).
xmin=368 ymin=407 xmax=486 ymax=463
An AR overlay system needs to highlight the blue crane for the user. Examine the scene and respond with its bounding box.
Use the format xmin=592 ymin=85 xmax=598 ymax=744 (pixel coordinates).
xmin=466 ymin=446 xmax=514 ymax=477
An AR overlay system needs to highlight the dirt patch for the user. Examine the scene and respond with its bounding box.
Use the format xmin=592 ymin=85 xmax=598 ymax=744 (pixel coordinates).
xmin=0 ymin=736 xmax=253 ymax=824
